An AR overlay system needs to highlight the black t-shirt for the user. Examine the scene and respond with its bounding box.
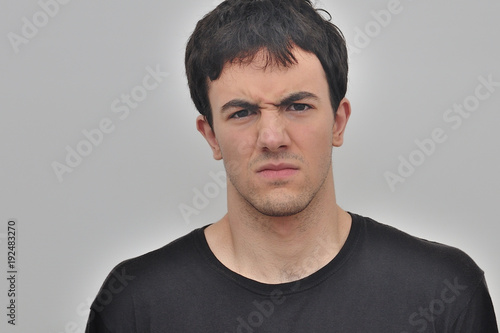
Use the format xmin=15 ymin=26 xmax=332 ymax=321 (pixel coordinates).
xmin=86 ymin=213 xmax=498 ymax=332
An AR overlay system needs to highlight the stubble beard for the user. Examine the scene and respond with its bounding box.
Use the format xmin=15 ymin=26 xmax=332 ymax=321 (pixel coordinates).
xmin=226 ymin=153 xmax=333 ymax=218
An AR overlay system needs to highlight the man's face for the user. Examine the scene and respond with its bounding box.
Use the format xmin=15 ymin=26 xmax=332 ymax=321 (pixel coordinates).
xmin=197 ymin=47 xmax=350 ymax=217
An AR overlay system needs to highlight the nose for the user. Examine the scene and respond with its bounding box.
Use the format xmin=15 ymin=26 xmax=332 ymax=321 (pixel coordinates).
xmin=256 ymin=111 xmax=290 ymax=152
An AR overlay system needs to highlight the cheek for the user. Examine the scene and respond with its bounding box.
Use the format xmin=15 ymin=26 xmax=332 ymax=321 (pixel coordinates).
xmin=221 ymin=147 xmax=254 ymax=183
xmin=218 ymin=131 xmax=255 ymax=169
xmin=290 ymin=120 xmax=333 ymax=151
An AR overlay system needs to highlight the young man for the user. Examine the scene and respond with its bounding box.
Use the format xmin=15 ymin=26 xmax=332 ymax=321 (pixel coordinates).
xmin=86 ymin=0 xmax=498 ymax=332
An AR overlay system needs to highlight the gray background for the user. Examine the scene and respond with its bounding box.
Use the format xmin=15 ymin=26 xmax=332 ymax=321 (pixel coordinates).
xmin=1 ymin=0 xmax=499 ymax=331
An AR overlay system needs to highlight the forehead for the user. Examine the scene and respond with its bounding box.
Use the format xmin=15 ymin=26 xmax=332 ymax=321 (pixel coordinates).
xmin=207 ymin=47 xmax=329 ymax=107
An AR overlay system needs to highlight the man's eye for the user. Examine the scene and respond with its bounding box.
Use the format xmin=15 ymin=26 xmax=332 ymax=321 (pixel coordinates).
xmin=288 ymin=103 xmax=310 ymax=111
xmin=230 ymin=109 xmax=252 ymax=119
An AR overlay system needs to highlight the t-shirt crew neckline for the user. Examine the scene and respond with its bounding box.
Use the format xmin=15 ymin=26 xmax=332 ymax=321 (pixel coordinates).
xmin=192 ymin=212 xmax=362 ymax=296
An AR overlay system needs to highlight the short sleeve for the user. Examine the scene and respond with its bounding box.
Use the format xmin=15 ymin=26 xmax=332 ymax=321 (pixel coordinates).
xmin=85 ymin=310 xmax=113 ymax=333
xmin=84 ymin=262 xmax=139 ymax=333
xmin=452 ymin=276 xmax=498 ymax=332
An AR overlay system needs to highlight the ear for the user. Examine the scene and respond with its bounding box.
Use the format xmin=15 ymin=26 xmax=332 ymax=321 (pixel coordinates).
xmin=196 ymin=115 xmax=222 ymax=160
xmin=332 ymin=98 xmax=351 ymax=147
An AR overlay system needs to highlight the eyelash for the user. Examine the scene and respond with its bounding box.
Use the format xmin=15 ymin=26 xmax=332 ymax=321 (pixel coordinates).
xmin=288 ymin=103 xmax=311 ymax=112
xmin=230 ymin=109 xmax=255 ymax=119
xmin=229 ymin=103 xmax=311 ymax=119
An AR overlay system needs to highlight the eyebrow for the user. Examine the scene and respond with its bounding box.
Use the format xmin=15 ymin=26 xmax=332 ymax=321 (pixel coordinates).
xmin=219 ymin=91 xmax=320 ymax=114
xmin=278 ymin=91 xmax=319 ymax=107
xmin=220 ymin=99 xmax=259 ymax=114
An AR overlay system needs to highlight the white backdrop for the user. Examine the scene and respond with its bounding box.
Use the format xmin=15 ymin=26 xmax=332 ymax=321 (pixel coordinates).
xmin=1 ymin=0 xmax=499 ymax=331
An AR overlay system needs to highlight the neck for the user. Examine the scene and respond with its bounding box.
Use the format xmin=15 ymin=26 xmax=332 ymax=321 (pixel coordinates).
xmin=205 ymin=172 xmax=352 ymax=284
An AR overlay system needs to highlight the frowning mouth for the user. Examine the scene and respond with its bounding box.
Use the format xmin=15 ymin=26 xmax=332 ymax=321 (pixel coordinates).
xmin=256 ymin=163 xmax=299 ymax=179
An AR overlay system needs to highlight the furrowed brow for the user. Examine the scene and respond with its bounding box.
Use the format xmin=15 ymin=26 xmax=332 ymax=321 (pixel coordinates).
xmin=278 ymin=91 xmax=319 ymax=107
xmin=219 ymin=92 xmax=318 ymax=114
xmin=220 ymin=99 xmax=259 ymax=114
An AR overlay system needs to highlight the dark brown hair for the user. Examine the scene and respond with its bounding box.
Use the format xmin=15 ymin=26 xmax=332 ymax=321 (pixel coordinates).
xmin=185 ymin=0 xmax=348 ymax=128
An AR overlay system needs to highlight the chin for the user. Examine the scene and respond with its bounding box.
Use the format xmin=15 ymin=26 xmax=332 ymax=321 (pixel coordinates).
xmin=251 ymin=195 xmax=313 ymax=217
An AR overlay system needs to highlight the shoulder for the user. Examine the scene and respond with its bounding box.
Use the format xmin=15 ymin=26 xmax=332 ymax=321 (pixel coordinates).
xmin=88 ymin=227 xmax=207 ymax=328
xmin=351 ymin=212 xmax=484 ymax=289
xmin=118 ymin=227 xmax=203 ymax=276
xmin=349 ymin=213 xmax=498 ymax=331
xmin=102 ymin=226 xmax=207 ymax=293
